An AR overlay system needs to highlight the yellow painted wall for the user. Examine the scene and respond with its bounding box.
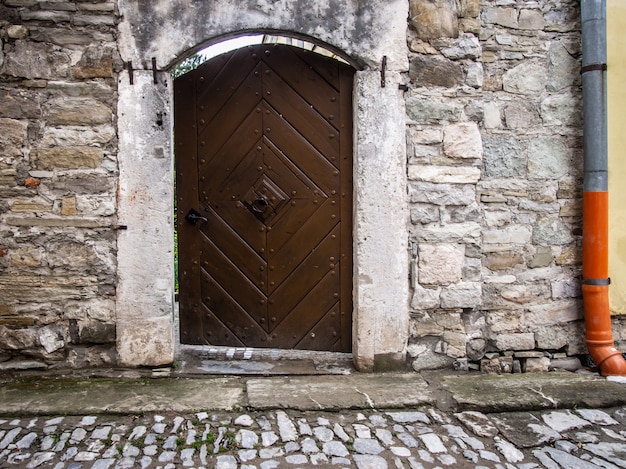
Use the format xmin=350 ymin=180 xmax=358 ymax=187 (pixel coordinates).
xmin=608 ymin=0 xmax=626 ymax=315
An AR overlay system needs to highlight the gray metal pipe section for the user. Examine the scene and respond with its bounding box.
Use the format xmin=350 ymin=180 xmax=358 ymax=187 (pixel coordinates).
xmin=581 ymin=0 xmax=608 ymax=192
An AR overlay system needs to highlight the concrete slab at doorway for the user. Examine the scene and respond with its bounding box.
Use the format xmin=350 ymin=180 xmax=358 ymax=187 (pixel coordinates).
xmin=0 ymin=377 xmax=245 ymax=416
xmin=246 ymin=373 xmax=435 ymax=410
xmin=442 ymin=372 xmax=626 ymax=412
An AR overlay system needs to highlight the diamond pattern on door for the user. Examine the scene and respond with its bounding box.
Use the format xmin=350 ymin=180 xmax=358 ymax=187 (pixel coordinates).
xmin=175 ymin=44 xmax=354 ymax=352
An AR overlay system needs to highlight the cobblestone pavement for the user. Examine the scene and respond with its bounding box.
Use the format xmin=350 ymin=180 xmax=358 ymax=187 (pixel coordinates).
xmin=1 ymin=405 xmax=626 ymax=468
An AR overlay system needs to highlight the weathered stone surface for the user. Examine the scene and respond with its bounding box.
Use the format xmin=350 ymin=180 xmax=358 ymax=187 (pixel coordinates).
xmin=406 ymin=97 xmax=463 ymax=122
xmin=523 ymin=301 xmax=582 ymax=327
xmin=418 ymin=244 xmax=464 ymax=285
xmin=483 ymin=7 xmax=518 ymax=29
xmin=0 ymin=118 xmax=27 ymax=160
xmin=483 ymin=136 xmax=526 ymax=178
xmin=41 ymin=125 xmax=115 ymax=147
xmin=3 ymin=40 xmax=71 ymax=79
xmin=443 ymin=122 xmax=482 ymax=160
xmin=548 ymin=41 xmax=580 ymax=92
xmin=440 ymin=282 xmax=482 ymax=308
xmin=540 ymin=93 xmax=582 ymax=126
xmin=74 ymin=46 xmax=114 ymax=79
xmin=532 ymin=218 xmax=574 ymax=246
xmin=518 ymin=9 xmax=545 ymax=30
xmin=502 ymin=62 xmax=547 ymax=95
xmin=409 ymin=55 xmax=463 ymax=88
xmin=47 ymin=98 xmax=112 ymax=125
xmin=484 ymin=252 xmax=523 ymax=271
xmin=528 ymin=247 xmax=553 ymax=268
xmin=408 ymin=165 xmax=480 ymax=184
xmin=415 ymin=223 xmax=481 ymax=244
xmin=7 ymin=25 xmax=29 ymax=39
xmin=409 ymin=181 xmax=476 ymax=206
xmin=504 ymin=101 xmax=541 ymax=129
xmin=441 ymin=35 xmax=481 ymax=60
xmin=0 ymin=89 xmax=41 ymax=119
xmin=495 ymin=333 xmax=535 ymax=351
xmin=34 ymin=147 xmax=103 ymax=170
xmin=483 ymin=225 xmax=532 ymax=245
xmin=409 ymin=0 xmax=458 ymax=39
xmin=528 ymin=137 xmax=572 ymax=180
xmin=483 ymin=102 xmax=501 ymax=129
xmin=465 ymin=62 xmax=483 ymax=88
xmin=411 ymin=284 xmax=441 ymax=309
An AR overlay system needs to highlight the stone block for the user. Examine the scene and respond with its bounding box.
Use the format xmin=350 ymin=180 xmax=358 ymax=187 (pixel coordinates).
xmin=495 ymin=333 xmax=535 ymax=351
xmin=61 ymin=196 xmax=78 ymax=216
xmin=524 ymin=357 xmax=551 ymax=372
xmin=480 ymin=357 xmax=502 ymax=374
xmin=528 ymin=246 xmax=553 ymax=268
xmin=548 ymin=41 xmax=580 ymax=92
xmin=556 ymin=246 xmax=581 ymax=266
xmin=409 ymin=55 xmax=464 ymax=88
xmin=41 ymin=125 xmax=115 ymax=147
xmin=540 ymin=94 xmax=582 ymax=126
xmin=6 ymin=216 xmax=108 ymax=228
xmin=532 ymin=217 xmax=574 ymax=246
xmin=78 ymin=320 xmax=116 ymax=344
xmin=465 ymin=62 xmax=483 ymax=88
xmin=440 ymin=282 xmax=482 ymax=308
xmin=411 ymin=284 xmax=441 ymax=309
xmin=483 ymin=225 xmax=532 ymax=245
xmin=502 ymin=62 xmax=547 ymax=95
xmin=460 ymin=0 xmax=479 ymax=18
xmin=500 ymin=284 xmax=550 ymax=304
xmin=410 ymin=203 xmax=440 ymax=225
xmin=409 ymin=181 xmax=476 ymax=206
xmin=483 ymin=102 xmax=502 ymax=129
xmin=408 ymin=165 xmax=481 ymax=184
xmin=443 ymin=122 xmax=482 ymax=160
xmin=7 ymin=25 xmax=29 ymax=39
xmin=484 ymin=209 xmax=511 ymax=227
xmin=418 ymin=244 xmax=465 ymax=285
xmin=484 ymin=252 xmax=523 ymax=271
xmin=0 ymin=118 xmax=27 ymax=159
xmin=559 ymin=200 xmax=581 ymax=217
xmin=411 ymin=346 xmax=455 ymax=371
xmin=466 ymin=337 xmax=486 ymax=360
xmin=10 ymin=200 xmax=53 ymax=212
xmin=486 ymin=310 xmax=522 ymax=333
xmin=0 ymin=325 xmax=39 ymax=350
xmin=459 ymin=18 xmax=481 ymax=34
xmin=74 ymin=46 xmax=114 ymax=78
xmin=406 ymin=97 xmax=462 ymax=122
xmin=483 ymin=136 xmax=526 ymax=178
xmin=518 ymin=9 xmax=545 ymax=30
xmin=0 ymin=89 xmax=41 ymax=119
xmin=549 ymin=357 xmax=582 ymax=372
xmin=443 ymin=331 xmax=467 ymax=358
xmin=411 ymin=128 xmax=443 ymax=145
xmin=9 ymin=247 xmax=42 ymax=267
xmin=551 ymin=279 xmax=581 ymax=299
xmin=441 ymin=36 xmax=482 ymax=60
xmin=34 ymin=146 xmax=103 ymax=170
xmin=38 ymin=325 xmax=66 ymax=354
xmin=3 ymin=40 xmax=71 ymax=79
xmin=504 ymin=101 xmax=541 ymax=129
xmin=21 ymin=10 xmax=71 ymax=22
xmin=47 ymin=97 xmax=112 ymax=125
xmin=409 ymin=0 xmax=458 ymax=39
xmin=483 ymin=7 xmax=518 ymax=28
xmin=415 ymin=222 xmax=481 ymax=244
xmin=523 ymin=300 xmax=583 ymax=327
xmin=50 ymin=173 xmax=115 ymax=194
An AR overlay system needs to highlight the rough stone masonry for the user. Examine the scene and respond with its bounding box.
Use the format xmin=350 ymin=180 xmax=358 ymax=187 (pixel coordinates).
xmin=0 ymin=0 xmax=623 ymax=372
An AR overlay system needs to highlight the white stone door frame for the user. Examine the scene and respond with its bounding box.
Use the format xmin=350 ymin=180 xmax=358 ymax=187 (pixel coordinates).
xmin=115 ymin=1 xmax=410 ymax=371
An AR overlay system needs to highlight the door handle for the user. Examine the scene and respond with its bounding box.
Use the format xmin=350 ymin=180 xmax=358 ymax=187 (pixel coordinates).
xmin=185 ymin=208 xmax=208 ymax=226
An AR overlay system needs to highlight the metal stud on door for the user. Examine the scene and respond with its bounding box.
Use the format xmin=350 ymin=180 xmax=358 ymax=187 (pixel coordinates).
xmin=175 ymin=44 xmax=354 ymax=352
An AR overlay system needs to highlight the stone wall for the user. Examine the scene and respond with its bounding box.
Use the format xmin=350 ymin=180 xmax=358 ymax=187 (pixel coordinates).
xmin=406 ymin=0 xmax=626 ymax=373
xmin=1 ymin=0 xmax=624 ymax=372
xmin=0 ymin=0 xmax=120 ymax=368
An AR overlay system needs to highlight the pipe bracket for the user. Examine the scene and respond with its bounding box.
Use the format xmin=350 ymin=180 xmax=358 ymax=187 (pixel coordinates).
xmin=583 ymin=278 xmax=611 ymax=285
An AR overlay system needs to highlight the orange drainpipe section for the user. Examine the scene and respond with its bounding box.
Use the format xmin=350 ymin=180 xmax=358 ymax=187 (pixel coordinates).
xmin=582 ymin=192 xmax=626 ymax=375
xmin=581 ymin=0 xmax=626 ymax=376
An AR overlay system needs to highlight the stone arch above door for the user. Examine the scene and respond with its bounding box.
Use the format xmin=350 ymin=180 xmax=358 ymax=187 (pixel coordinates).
xmin=116 ymin=2 xmax=410 ymax=371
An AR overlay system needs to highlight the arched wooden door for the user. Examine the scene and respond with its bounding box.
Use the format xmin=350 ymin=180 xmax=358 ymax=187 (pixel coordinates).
xmin=174 ymin=44 xmax=354 ymax=352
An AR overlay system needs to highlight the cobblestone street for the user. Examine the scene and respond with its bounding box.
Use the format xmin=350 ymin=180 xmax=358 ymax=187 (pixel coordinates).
xmin=2 ymin=405 xmax=626 ymax=468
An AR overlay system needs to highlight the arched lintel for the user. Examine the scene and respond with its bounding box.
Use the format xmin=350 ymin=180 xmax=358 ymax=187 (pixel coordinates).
xmin=166 ymin=29 xmax=364 ymax=72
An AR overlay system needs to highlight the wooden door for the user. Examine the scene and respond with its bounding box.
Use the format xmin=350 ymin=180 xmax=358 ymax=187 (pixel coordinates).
xmin=175 ymin=44 xmax=354 ymax=352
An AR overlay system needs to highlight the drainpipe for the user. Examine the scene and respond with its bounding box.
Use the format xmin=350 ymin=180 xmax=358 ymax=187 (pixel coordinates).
xmin=581 ymin=0 xmax=626 ymax=376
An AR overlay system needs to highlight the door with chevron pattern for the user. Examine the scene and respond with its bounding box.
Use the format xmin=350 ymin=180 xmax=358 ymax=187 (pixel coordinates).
xmin=175 ymin=44 xmax=354 ymax=351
